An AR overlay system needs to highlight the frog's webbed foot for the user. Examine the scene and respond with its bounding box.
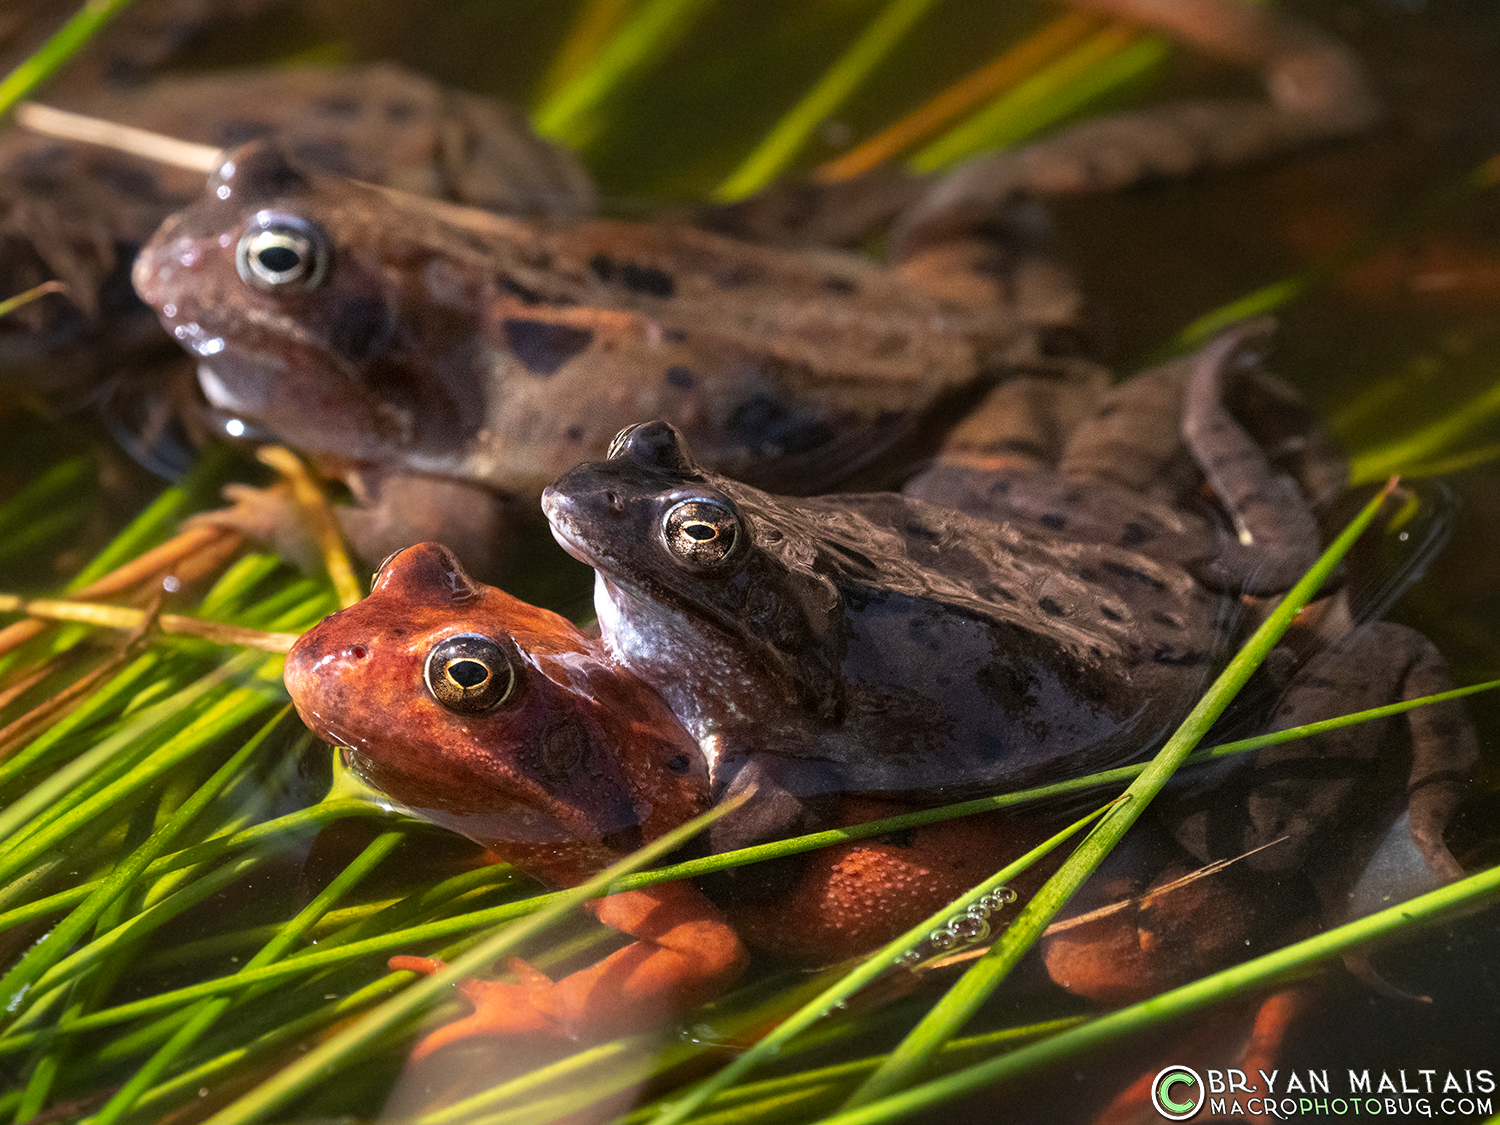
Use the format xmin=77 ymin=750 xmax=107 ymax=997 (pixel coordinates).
xmin=388 ymin=956 xmax=562 ymax=1059
xmin=1042 ymin=820 xmax=1281 ymax=1006
xmin=894 ymin=0 xmax=1379 ymax=255
xmin=389 ymin=883 xmax=747 ymax=1059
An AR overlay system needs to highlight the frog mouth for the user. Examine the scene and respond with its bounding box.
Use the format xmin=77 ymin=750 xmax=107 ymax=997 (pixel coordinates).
xmin=540 ymin=489 xmax=598 ymax=567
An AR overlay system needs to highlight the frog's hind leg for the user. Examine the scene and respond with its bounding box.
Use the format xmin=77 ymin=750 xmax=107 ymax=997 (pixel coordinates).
xmin=1167 ymin=618 xmax=1475 ymax=924
xmin=895 ymin=0 xmax=1379 ymax=255
xmin=1180 ymin=319 xmax=1323 ymax=593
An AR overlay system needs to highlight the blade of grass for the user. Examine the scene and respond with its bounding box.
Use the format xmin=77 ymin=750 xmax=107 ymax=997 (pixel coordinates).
xmin=618 ymin=1020 xmax=1083 ymax=1125
xmin=712 ymin=0 xmax=944 ymax=202
xmin=196 ymin=791 xmax=751 ymax=1125
xmin=0 ymin=595 xmax=300 ymax=652
xmin=0 ymin=0 xmax=142 ymax=117
xmin=908 ymin=23 xmax=1163 ymax=174
xmin=0 ymin=660 xmax=227 ymax=848
xmin=534 ymin=0 xmax=637 ymax=104
xmin=0 ymin=652 xmax=164 ymax=779
xmin=85 ymin=830 xmax=406 ymax=1125
xmin=814 ymin=11 xmax=1101 ymax=182
xmin=804 ymin=859 xmax=1500 ymax=1125
xmin=841 ymin=480 xmax=1399 ymax=1107
xmin=254 ymin=448 xmax=362 ymax=609
xmin=646 ymin=802 xmax=1109 ymax=1125
xmin=0 ymin=708 xmax=290 ymax=1030
xmin=0 ymin=459 xmax=90 ymax=546
xmin=532 ymin=0 xmax=712 ymax=147
xmin=0 ymin=280 xmax=68 ymax=319
xmin=0 ymin=651 xmax=277 ymax=873
xmin=1351 ymin=374 xmax=1500 ymax=483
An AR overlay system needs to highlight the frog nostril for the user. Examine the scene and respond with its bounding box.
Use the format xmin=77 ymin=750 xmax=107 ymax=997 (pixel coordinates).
xmin=605 ymin=491 xmax=624 ymax=512
xmin=349 ymin=645 xmax=368 ymax=660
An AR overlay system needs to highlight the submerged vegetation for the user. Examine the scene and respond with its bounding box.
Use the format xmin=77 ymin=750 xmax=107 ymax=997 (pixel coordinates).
xmin=0 ymin=1 xmax=1497 ymax=1122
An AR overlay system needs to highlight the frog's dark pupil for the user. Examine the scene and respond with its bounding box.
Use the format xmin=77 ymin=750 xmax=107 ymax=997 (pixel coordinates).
xmin=257 ymin=246 xmax=302 ymax=273
xmin=684 ymin=522 xmax=717 ymax=541
xmin=447 ymin=659 xmax=489 ymax=688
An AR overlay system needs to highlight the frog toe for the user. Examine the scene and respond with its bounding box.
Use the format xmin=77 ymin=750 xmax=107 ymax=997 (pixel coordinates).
xmin=389 ymin=955 xmax=563 ymax=1058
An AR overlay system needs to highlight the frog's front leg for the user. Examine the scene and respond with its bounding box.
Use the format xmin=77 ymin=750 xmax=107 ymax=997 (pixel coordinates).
xmin=391 ymin=881 xmax=747 ymax=1058
xmin=195 ymin=467 xmax=548 ymax=586
xmin=896 ymin=0 xmax=1379 ymax=253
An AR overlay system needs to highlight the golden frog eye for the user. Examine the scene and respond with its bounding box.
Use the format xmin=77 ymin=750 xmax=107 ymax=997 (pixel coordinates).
xmin=236 ymin=211 xmax=329 ymax=291
xmin=662 ymin=498 xmax=740 ymax=568
xmin=424 ymin=634 xmax=516 ymax=714
xmin=606 ymin=424 xmax=641 ymax=459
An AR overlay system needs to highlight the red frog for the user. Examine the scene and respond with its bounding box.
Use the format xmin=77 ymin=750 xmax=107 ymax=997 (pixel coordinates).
xmin=283 ymin=541 xmax=1037 ymax=1054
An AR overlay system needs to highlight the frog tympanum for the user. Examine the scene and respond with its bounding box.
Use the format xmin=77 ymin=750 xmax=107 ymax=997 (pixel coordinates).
xmin=135 ymin=0 xmax=1380 ymax=580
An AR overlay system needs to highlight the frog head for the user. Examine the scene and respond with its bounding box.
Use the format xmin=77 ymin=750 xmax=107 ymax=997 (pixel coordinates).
xmin=132 ymin=140 xmax=500 ymax=474
xmin=284 ymin=541 xmax=708 ymax=882
xmin=543 ymin=421 xmax=866 ymax=722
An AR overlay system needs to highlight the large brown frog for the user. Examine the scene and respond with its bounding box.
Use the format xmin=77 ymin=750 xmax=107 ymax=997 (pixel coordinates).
xmin=132 ymin=0 xmax=1381 ymax=579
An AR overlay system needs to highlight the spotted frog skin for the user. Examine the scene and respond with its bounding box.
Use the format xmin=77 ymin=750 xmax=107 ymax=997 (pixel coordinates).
xmin=132 ymin=0 xmax=1380 ymax=580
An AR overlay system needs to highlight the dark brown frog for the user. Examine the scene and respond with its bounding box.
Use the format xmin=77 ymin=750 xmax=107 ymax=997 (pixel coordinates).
xmin=131 ymin=0 xmax=1381 ymax=579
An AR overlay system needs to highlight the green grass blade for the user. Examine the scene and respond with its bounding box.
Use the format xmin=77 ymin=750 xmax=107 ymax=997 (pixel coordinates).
xmin=0 ymin=0 xmax=140 ymax=117
xmin=645 ymin=803 xmax=1108 ymax=1125
xmin=0 ymin=653 xmax=280 ymax=889
xmin=908 ymin=27 xmax=1166 ymax=174
xmin=1350 ymin=374 xmax=1500 ymax=483
xmin=86 ymin=830 xmax=405 ymax=1125
xmin=0 ymin=459 xmax=90 ymax=546
xmin=532 ymin=0 xmax=712 ymax=146
xmin=806 ymin=860 xmax=1500 ymax=1125
xmin=711 ymin=0 xmax=942 ymax=202
xmin=0 ymin=708 xmax=288 ymax=1035
xmin=841 ymin=481 xmax=1398 ymax=1107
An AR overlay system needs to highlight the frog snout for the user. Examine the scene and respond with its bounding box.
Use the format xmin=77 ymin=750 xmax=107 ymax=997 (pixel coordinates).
xmin=283 ymin=625 xmax=374 ymax=718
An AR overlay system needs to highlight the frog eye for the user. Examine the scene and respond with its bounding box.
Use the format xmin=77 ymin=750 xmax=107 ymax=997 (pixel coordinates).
xmin=662 ymin=498 xmax=740 ymax=568
xmin=606 ymin=424 xmax=641 ymax=459
xmin=425 ymin=634 xmax=516 ymax=714
xmin=236 ymin=211 xmax=329 ymax=291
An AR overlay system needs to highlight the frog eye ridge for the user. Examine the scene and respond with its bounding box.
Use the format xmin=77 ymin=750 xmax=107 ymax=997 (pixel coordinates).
xmin=662 ymin=498 xmax=740 ymax=568
xmin=425 ymin=634 xmax=516 ymax=714
xmin=236 ymin=211 xmax=329 ymax=291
